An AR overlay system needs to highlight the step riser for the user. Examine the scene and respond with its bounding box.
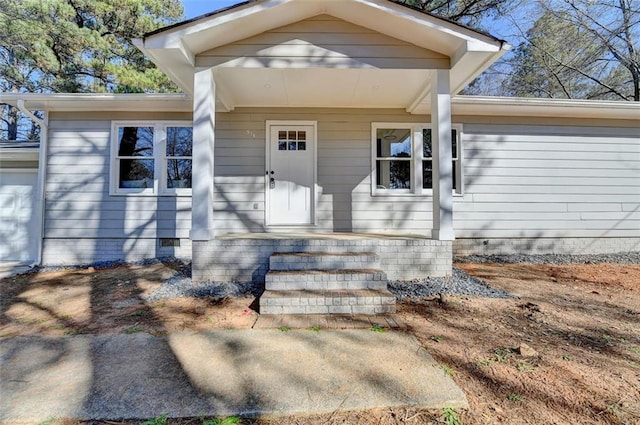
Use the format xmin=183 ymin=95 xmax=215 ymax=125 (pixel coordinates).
xmin=266 ymin=280 xmax=388 ymax=291
xmin=262 ymin=251 xmax=395 ymax=316
xmin=260 ymin=290 xmax=396 ymax=315
xmin=270 ymin=259 xmax=380 ymax=271
xmin=267 ymin=271 xmax=386 ymax=283
xmin=261 ymin=305 xmax=396 ymax=315
xmin=270 ymin=253 xmax=379 ymax=271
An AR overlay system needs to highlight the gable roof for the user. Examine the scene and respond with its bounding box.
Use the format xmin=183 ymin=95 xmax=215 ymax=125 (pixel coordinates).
xmin=146 ymin=0 xmax=503 ymax=43
xmin=134 ymin=0 xmax=509 ymax=101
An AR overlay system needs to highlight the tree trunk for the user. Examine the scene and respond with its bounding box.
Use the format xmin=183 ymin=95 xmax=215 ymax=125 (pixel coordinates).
xmin=5 ymin=104 xmax=19 ymax=141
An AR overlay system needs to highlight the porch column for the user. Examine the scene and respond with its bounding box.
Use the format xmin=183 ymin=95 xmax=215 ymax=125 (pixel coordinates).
xmin=431 ymin=69 xmax=455 ymax=240
xmin=190 ymin=67 xmax=216 ymax=241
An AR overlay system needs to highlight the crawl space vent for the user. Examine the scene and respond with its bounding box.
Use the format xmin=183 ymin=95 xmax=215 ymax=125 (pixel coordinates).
xmin=160 ymin=238 xmax=180 ymax=247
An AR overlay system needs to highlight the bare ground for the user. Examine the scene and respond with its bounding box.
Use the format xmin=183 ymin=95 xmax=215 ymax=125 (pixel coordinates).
xmin=1 ymin=261 xmax=639 ymax=425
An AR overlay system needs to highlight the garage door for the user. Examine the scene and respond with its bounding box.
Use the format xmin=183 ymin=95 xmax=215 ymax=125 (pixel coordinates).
xmin=0 ymin=170 xmax=38 ymax=262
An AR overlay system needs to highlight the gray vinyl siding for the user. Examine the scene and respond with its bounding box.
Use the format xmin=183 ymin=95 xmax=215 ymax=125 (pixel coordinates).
xmin=454 ymin=124 xmax=640 ymax=238
xmin=214 ymin=108 xmax=431 ymax=233
xmin=196 ymin=15 xmax=449 ymax=69
xmin=44 ymin=109 xmax=639 ymax=260
xmin=45 ymin=113 xmax=192 ymax=250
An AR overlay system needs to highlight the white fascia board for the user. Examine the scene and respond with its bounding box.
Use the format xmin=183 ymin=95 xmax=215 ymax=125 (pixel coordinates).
xmin=0 ymin=93 xmax=193 ymax=112
xmin=450 ymin=45 xmax=510 ymax=94
xmin=344 ymin=0 xmax=504 ymax=50
xmin=0 ymin=149 xmax=40 ymax=161
xmin=144 ymin=0 xmax=289 ymax=51
xmin=452 ymin=96 xmax=640 ymax=120
xmin=135 ymin=40 xmax=194 ymax=95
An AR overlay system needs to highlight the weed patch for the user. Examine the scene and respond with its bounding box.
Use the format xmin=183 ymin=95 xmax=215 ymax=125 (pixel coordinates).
xmin=370 ymin=324 xmax=386 ymax=333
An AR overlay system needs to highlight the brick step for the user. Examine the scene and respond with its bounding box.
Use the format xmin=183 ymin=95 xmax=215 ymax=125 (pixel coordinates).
xmin=269 ymin=251 xmax=379 ymax=271
xmin=260 ymin=289 xmax=396 ymax=315
xmin=265 ymin=269 xmax=388 ymax=291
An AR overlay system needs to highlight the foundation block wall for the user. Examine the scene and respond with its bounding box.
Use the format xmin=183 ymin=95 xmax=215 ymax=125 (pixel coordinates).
xmin=453 ymin=237 xmax=640 ymax=256
xmin=192 ymin=238 xmax=452 ymax=284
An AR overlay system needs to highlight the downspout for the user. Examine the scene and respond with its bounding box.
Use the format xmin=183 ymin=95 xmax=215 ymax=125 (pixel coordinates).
xmin=16 ymin=99 xmax=48 ymax=267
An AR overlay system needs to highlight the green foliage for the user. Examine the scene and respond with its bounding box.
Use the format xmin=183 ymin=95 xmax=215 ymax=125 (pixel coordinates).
xmin=141 ymin=413 xmax=168 ymax=425
xmin=0 ymin=0 xmax=183 ymax=94
xmin=278 ymin=326 xmax=291 ymax=332
xmin=442 ymin=407 xmax=461 ymax=425
xmin=0 ymin=0 xmax=184 ymax=139
xmin=507 ymin=393 xmax=524 ymax=402
xmin=202 ymin=416 xmax=241 ymax=425
xmin=308 ymin=326 xmax=321 ymax=332
xmin=122 ymin=324 xmax=143 ymax=334
xmin=515 ymin=361 xmax=534 ymax=372
xmin=505 ymin=1 xmax=639 ymax=101
xmin=440 ymin=364 xmax=455 ymax=376
xmin=492 ymin=347 xmax=513 ymax=363
xmin=370 ymin=323 xmax=387 ymax=333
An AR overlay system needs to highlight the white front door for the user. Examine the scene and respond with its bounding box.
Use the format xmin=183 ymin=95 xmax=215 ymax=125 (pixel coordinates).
xmin=267 ymin=123 xmax=315 ymax=225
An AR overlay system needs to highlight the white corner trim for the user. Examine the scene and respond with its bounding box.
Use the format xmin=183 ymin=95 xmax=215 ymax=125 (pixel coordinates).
xmin=15 ymin=100 xmax=47 ymax=266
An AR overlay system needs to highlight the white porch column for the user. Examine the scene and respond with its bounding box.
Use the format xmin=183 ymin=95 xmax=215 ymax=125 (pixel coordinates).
xmin=431 ymin=69 xmax=455 ymax=240
xmin=190 ymin=67 xmax=216 ymax=241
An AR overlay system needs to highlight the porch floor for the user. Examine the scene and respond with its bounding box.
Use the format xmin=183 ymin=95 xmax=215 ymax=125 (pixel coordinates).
xmin=217 ymin=231 xmax=431 ymax=240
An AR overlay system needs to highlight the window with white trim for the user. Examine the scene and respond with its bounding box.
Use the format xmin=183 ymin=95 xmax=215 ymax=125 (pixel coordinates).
xmin=371 ymin=123 xmax=462 ymax=195
xmin=111 ymin=121 xmax=192 ymax=196
xmin=374 ymin=125 xmax=413 ymax=192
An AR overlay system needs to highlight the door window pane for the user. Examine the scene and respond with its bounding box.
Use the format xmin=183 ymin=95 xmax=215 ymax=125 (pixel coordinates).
xmin=288 ymin=141 xmax=297 ymax=151
xmin=278 ymin=141 xmax=287 ymax=150
xmin=298 ymin=141 xmax=306 ymax=151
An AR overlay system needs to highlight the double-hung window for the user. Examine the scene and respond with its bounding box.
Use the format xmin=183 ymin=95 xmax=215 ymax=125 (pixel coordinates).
xmin=373 ymin=124 xmax=414 ymax=193
xmin=111 ymin=121 xmax=193 ymax=196
xmin=372 ymin=123 xmax=462 ymax=195
xmin=422 ymin=127 xmax=462 ymax=193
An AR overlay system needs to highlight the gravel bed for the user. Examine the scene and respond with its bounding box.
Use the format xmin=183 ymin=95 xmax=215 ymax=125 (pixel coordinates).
xmin=389 ymin=267 xmax=509 ymax=300
xmin=454 ymin=251 xmax=640 ymax=265
xmin=32 ymin=257 xmax=186 ymax=274
xmin=145 ymin=266 xmax=261 ymax=302
xmin=23 ymin=251 xmax=639 ymax=301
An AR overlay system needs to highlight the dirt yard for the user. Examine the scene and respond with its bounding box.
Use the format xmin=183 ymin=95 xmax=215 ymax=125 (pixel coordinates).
xmin=1 ymin=261 xmax=639 ymax=425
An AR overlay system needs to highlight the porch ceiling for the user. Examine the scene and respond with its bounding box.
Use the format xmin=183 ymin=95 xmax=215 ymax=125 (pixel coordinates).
xmin=213 ymin=68 xmax=434 ymax=110
xmin=136 ymin=0 xmax=509 ymax=113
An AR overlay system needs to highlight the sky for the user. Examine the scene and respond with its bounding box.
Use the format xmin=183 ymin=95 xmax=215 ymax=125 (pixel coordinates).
xmin=182 ymin=0 xmax=239 ymax=19
xmin=180 ymin=0 xmax=530 ymax=42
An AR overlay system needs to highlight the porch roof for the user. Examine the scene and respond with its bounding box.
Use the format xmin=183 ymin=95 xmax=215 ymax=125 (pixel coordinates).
xmin=133 ymin=0 xmax=510 ymax=113
xmin=3 ymin=93 xmax=639 ymax=122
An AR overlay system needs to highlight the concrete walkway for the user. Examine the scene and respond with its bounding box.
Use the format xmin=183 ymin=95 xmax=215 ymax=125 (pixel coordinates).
xmin=0 ymin=330 xmax=468 ymax=422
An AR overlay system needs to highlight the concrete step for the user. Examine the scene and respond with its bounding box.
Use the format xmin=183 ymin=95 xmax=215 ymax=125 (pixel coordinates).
xmin=269 ymin=252 xmax=380 ymax=271
xmin=265 ymin=269 xmax=388 ymax=291
xmin=260 ymin=288 xmax=396 ymax=315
